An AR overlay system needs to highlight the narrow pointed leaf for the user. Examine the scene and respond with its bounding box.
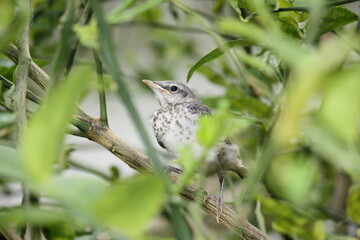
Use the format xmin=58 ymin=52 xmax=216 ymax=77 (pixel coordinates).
xmin=187 ymin=39 xmax=251 ymax=82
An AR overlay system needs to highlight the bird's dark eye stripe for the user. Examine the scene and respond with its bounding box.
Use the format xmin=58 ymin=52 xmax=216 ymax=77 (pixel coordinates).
xmin=170 ymin=85 xmax=178 ymax=92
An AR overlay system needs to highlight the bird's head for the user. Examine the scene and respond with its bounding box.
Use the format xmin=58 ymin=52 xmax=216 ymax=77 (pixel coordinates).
xmin=142 ymin=80 xmax=198 ymax=107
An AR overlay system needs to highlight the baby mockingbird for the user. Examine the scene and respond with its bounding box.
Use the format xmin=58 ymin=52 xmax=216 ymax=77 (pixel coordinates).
xmin=143 ymin=80 xmax=247 ymax=221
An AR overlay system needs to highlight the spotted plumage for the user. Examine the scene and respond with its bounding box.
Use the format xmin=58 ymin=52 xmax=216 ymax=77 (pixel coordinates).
xmin=143 ymin=80 xmax=247 ymax=222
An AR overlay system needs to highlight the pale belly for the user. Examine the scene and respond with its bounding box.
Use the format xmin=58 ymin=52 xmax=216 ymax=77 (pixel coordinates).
xmin=151 ymin=108 xmax=199 ymax=157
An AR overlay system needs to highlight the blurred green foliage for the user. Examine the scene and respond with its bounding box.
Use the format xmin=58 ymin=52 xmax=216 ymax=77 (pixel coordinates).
xmin=0 ymin=0 xmax=360 ymax=239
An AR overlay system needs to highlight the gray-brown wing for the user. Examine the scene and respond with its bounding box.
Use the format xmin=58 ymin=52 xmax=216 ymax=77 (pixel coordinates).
xmin=186 ymin=102 xmax=212 ymax=116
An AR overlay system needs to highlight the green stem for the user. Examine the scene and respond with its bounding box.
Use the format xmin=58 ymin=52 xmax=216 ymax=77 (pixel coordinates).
xmin=50 ymin=1 xmax=75 ymax=86
xmin=0 ymin=75 xmax=41 ymax=104
xmin=93 ymin=50 xmax=109 ymax=128
xmin=14 ymin=0 xmax=31 ymax=142
xmin=14 ymin=1 xmax=41 ymax=240
xmin=64 ymin=1 xmax=93 ymax=77
xmin=89 ymin=0 xmax=165 ymax=179
xmin=68 ymin=159 xmax=112 ymax=181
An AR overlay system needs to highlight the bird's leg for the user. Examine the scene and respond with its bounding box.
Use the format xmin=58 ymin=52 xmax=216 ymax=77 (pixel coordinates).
xmin=204 ymin=173 xmax=225 ymax=223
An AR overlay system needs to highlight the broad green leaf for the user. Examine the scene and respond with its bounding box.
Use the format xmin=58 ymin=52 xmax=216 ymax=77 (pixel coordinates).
xmin=197 ymin=66 xmax=229 ymax=86
xmin=21 ymin=65 xmax=92 ymax=184
xmin=347 ymin=184 xmax=360 ymax=224
xmin=203 ymin=88 xmax=271 ymax=117
xmin=319 ymin=7 xmax=358 ymax=35
xmin=265 ymin=154 xmax=318 ymax=206
xmin=197 ymin=104 xmax=249 ymax=148
xmin=0 ymin=112 xmax=15 ymax=129
xmin=173 ymin=145 xmax=199 ymax=193
xmin=273 ymin=36 xmax=351 ymax=146
xmin=187 ymin=39 xmax=253 ymax=82
xmin=0 ymin=0 xmax=26 ymax=52
xmin=318 ymin=66 xmax=360 ymax=143
xmin=305 ymin=122 xmax=360 ymax=181
xmin=237 ymin=0 xmax=256 ymax=11
xmin=0 ymin=145 xmax=24 ymax=179
xmin=259 ymin=197 xmax=326 ymax=240
xmin=107 ymin=0 xmax=167 ymax=24
xmin=95 ymin=175 xmax=165 ymax=237
xmin=0 ymin=0 xmax=14 ymax=27
xmin=73 ymin=20 xmax=99 ymax=50
xmin=49 ymin=173 xmax=107 ymax=223
xmin=0 ymin=207 xmax=65 ymax=225
xmin=276 ymin=12 xmax=303 ymax=38
xmin=327 ymin=236 xmax=358 ymax=240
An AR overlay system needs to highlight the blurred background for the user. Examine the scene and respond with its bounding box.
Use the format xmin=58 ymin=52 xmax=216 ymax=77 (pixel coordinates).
xmin=1 ymin=0 xmax=360 ymax=239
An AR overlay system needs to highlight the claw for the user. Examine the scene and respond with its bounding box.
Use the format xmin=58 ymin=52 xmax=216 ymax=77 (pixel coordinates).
xmin=203 ymin=173 xmax=226 ymax=223
xmin=204 ymin=194 xmax=224 ymax=223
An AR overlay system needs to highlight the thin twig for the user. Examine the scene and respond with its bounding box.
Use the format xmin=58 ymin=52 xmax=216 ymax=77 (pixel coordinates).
xmin=68 ymin=158 xmax=113 ymax=181
xmin=93 ymin=50 xmax=109 ymax=128
xmin=2 ymin=45 xmax=271 ymax=240
xmin=0 ymin=75 xmax=41 ymax=104
xmin=51 ymin=1 xmax=76 ymax=85
xmin=117 ymin=21 xmax=236 ymax=40
xmin=64 ymin=1 xmax=93 ymax=77
xmin=13 ymin=1 xmax=42 ymax=239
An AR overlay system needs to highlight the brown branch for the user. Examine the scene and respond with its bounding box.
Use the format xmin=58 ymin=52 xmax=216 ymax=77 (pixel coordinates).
xmin=0 ymin=227 xmax=23 ymax=240
xmin=2 ymin=45 xmax=271 ymax=240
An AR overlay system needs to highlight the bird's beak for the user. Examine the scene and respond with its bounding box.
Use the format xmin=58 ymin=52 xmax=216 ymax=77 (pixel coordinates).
xmin=142 ymin=80 xmax=170 ymax=95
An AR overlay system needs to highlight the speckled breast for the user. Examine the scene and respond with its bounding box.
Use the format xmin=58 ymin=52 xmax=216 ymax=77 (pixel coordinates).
xmin=151 ymin=103 xmax=199 ymax=157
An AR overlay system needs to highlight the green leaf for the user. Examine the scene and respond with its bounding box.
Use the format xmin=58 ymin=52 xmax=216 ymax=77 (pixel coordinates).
xmin=237 ymin=0 xmax=277 ymax=11
xmin=73 ymin=20 xmax=99 ymax=50
xmin=0 ymin=207 xmax=65 ymax=226
xmin=347 ymin=184 xmax=360 ymax=224
xmin=187 ymin=39 xmax=251 ymax=82
xmin=0 ymin=0 xmax=26 ymax=52
xmin=173 ymin=145 xmax=198 ymax=193
xmin=197 ymin=103 xmax=249 ymax=148
xmin=21 ymin=65 xmax=92 ymax=184
xmin=237 ymin=0 xmax=256 ymax=11
xmin=49 ymin=173 xmax=108 ymax=222
xmin=0 ymin=145 xmax=24 ymax=179
xmin=0 ymin=112 xmax=15 ymax=129
xmin=319 ymin=7 xmax=358 ymax=35
xmin=218 ymin=19 xmax=307 ymax=67
xmin=318 ymin=66 xmax=360 ymax=143
xmin=276 ymin=12 xmax=303 ymax=38
xmin=95 ymin=175 xmax=165 ymax=237
xmin=259 ymin=197 xmax=326 ymax=240
xmin=0 ymin=0 xmax=14 ymax=27
xmin=265 ymin=154 xmax=318 ymax=206
xmin=107 ymin=0 xmax=167 ymax=24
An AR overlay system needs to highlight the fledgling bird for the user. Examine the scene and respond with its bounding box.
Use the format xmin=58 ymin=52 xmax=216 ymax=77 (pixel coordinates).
xmin=143 ymin=80 xmax=247 ymax=221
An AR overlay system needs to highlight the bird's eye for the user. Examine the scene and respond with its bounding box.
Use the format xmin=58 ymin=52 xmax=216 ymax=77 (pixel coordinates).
xmin=170 ymin=85 xmax=178 ymax=92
